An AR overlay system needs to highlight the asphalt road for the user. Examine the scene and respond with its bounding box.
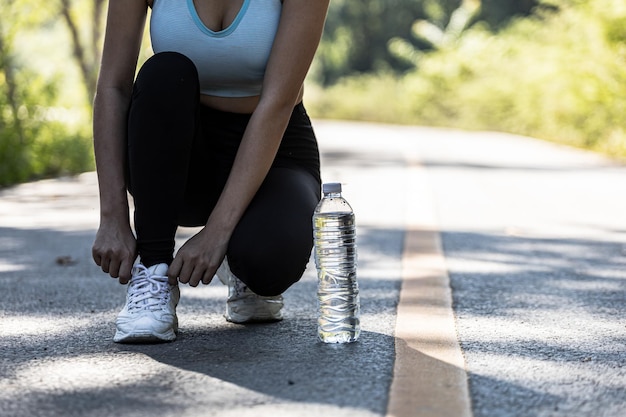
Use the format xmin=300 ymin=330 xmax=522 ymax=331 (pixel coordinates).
xmin=412 ymin=128 xmax=626 ymax=417
xmin=1 ymin=120 xmax=625 ymax=417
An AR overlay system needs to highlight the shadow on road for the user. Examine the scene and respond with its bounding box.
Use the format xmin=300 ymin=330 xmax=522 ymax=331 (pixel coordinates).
xmin=442 ymin=230 xmax=626 ymax=415
xmin=3 ymin=202 xmax=624 ymax=415
xmin=0 ymin=224 xmax=402 ymax=415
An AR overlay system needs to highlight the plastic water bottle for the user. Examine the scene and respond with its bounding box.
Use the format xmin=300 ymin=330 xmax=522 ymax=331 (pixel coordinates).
xmin=313 ymin=182 xmax=360 ymax=343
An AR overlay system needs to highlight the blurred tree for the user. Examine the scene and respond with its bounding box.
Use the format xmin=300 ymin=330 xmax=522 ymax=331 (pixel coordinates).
xmin=476 ymin=0 xmax=540 ymax=28
xmin=389 ymin=0 xmax=480 ymax=64
xmin=58 ymin=0 xmax=106 ymax=106
xmin=0 ymin=0 xmax=94 ymax=186
xmin=0 ymin=27 xmax=24 ymax=146
xmin=315 ymin=0 xmax=439 ymax=84
xmin=0 ymin=2 xmax=32 ymax=185
xmin=315 ymin=0 xmax=546 ymax=84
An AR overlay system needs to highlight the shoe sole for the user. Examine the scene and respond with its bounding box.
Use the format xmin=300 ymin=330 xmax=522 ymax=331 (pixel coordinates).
xmin=113 ymin=317 xmax=178 ymax=344
xmin=113 ymin=328 xmax=177 ymax=343
xmin=226 ymin=309 xmax=283 ymax=324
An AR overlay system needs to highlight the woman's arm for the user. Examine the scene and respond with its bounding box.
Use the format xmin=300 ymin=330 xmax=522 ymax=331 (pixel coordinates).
xmin=92 ymin=0 xmax=148 ymax=283
xmin=170 ymin=0 xmax=330 ymax=286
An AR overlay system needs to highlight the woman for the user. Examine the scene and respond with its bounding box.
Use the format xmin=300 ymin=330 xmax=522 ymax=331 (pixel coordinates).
xmin=91 ymin=0 xmax=330 ymax=343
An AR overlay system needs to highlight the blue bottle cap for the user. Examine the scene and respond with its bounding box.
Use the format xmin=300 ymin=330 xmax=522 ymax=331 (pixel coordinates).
xmin=323 ymin=183 xmax=342 ymax=193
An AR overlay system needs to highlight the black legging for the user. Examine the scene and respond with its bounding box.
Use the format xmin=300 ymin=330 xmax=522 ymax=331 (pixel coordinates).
xmin=127 ymin=52 xmax=321 ymax=296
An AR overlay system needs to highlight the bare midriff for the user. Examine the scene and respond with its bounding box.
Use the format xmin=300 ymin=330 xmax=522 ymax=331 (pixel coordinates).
xmin=200 ymin=86 xmax=304 ymax=114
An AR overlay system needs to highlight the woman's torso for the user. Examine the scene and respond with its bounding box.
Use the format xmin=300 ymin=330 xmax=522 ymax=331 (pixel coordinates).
xmin=150 ymin=0 xmax=284 ymax=112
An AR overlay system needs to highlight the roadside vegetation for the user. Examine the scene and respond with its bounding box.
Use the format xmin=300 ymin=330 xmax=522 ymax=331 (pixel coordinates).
xmin=0 ymin=0 xmax=98 ymax=186
xmin=306 ymin=0 xmax=626 ymax=157
xmin=0 ymin=0 xmax=624 ymax=187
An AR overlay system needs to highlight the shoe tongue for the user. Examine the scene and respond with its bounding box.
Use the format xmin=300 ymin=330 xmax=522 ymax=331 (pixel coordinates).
xmin=147 ymin=263 xmax=169 ymax=277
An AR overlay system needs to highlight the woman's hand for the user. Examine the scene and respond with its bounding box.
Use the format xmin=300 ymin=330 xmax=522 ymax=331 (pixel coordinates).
xmin=168 ymin=227 xmax=229 ymax=287
xmin=92 ymin=0 xmax=147 ymax=283
xmin=92 ymin=221 xmax=137 ymax=284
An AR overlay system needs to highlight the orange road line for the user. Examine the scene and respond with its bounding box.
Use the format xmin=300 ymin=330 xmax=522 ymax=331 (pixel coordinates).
xmin=386 ymin=162 xmax=472 ymax=417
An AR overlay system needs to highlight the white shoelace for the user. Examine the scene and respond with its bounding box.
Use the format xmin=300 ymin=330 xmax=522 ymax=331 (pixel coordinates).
xmin=127 ymin=264 xmax=171 ymax=312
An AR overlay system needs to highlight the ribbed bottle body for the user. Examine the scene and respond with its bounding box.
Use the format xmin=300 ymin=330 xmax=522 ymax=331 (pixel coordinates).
xmin=313 ymin=185 xmax=360 ymax=343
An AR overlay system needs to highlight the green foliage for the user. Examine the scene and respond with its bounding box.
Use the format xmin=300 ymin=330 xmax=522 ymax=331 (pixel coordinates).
xmin=0 ymin=126 xmax=30 ymax=187
xmin=0 ymin=65 xmax=94 ymax=187
xmin=30 ymin=122 xmax=93 ymax=178
xmin=387 ymin=0 xmax=481 ymax=67
xmin=314 ymin=0 xmax=541 ymax=84
xmin=0 ymin=0 xmax=94 ymax=188
xmin=475 ymin=0 xmax=540 ymax=29
xmin=308 ymin=0 xmax=626 ymax=158
xmin=314 ymin=0 xmax=435 ymax=84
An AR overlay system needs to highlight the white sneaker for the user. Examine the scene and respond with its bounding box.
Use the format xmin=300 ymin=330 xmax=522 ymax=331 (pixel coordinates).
xmin=113 ymin=263 xmax=179 ymax=343
xmin=216 ymin=258 xmax=283 ymax=323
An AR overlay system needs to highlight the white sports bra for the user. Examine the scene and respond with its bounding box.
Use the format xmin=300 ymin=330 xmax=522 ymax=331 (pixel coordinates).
xmin=150 ymin=0 xmax=282 ymax=97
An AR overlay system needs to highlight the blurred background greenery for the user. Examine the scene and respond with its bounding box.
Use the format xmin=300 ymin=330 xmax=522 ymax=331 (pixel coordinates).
xmin=1 ymin=0 xmax=625 ymax=187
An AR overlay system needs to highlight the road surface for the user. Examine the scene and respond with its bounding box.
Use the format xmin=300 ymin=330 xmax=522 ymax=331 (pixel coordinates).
xmin=1 ymin=120 xmax=624 ymax=416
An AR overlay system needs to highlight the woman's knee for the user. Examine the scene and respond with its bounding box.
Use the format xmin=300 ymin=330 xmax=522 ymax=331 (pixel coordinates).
xmin=226 ymin=170 xmax=319 ymax=295
xmin=228 ymin=237 xmax=313 ymax=296
xmin=128 ymin=52 xmax=199 ymax=145
xmin=134 ymin=52 xmax=199 ymax=98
